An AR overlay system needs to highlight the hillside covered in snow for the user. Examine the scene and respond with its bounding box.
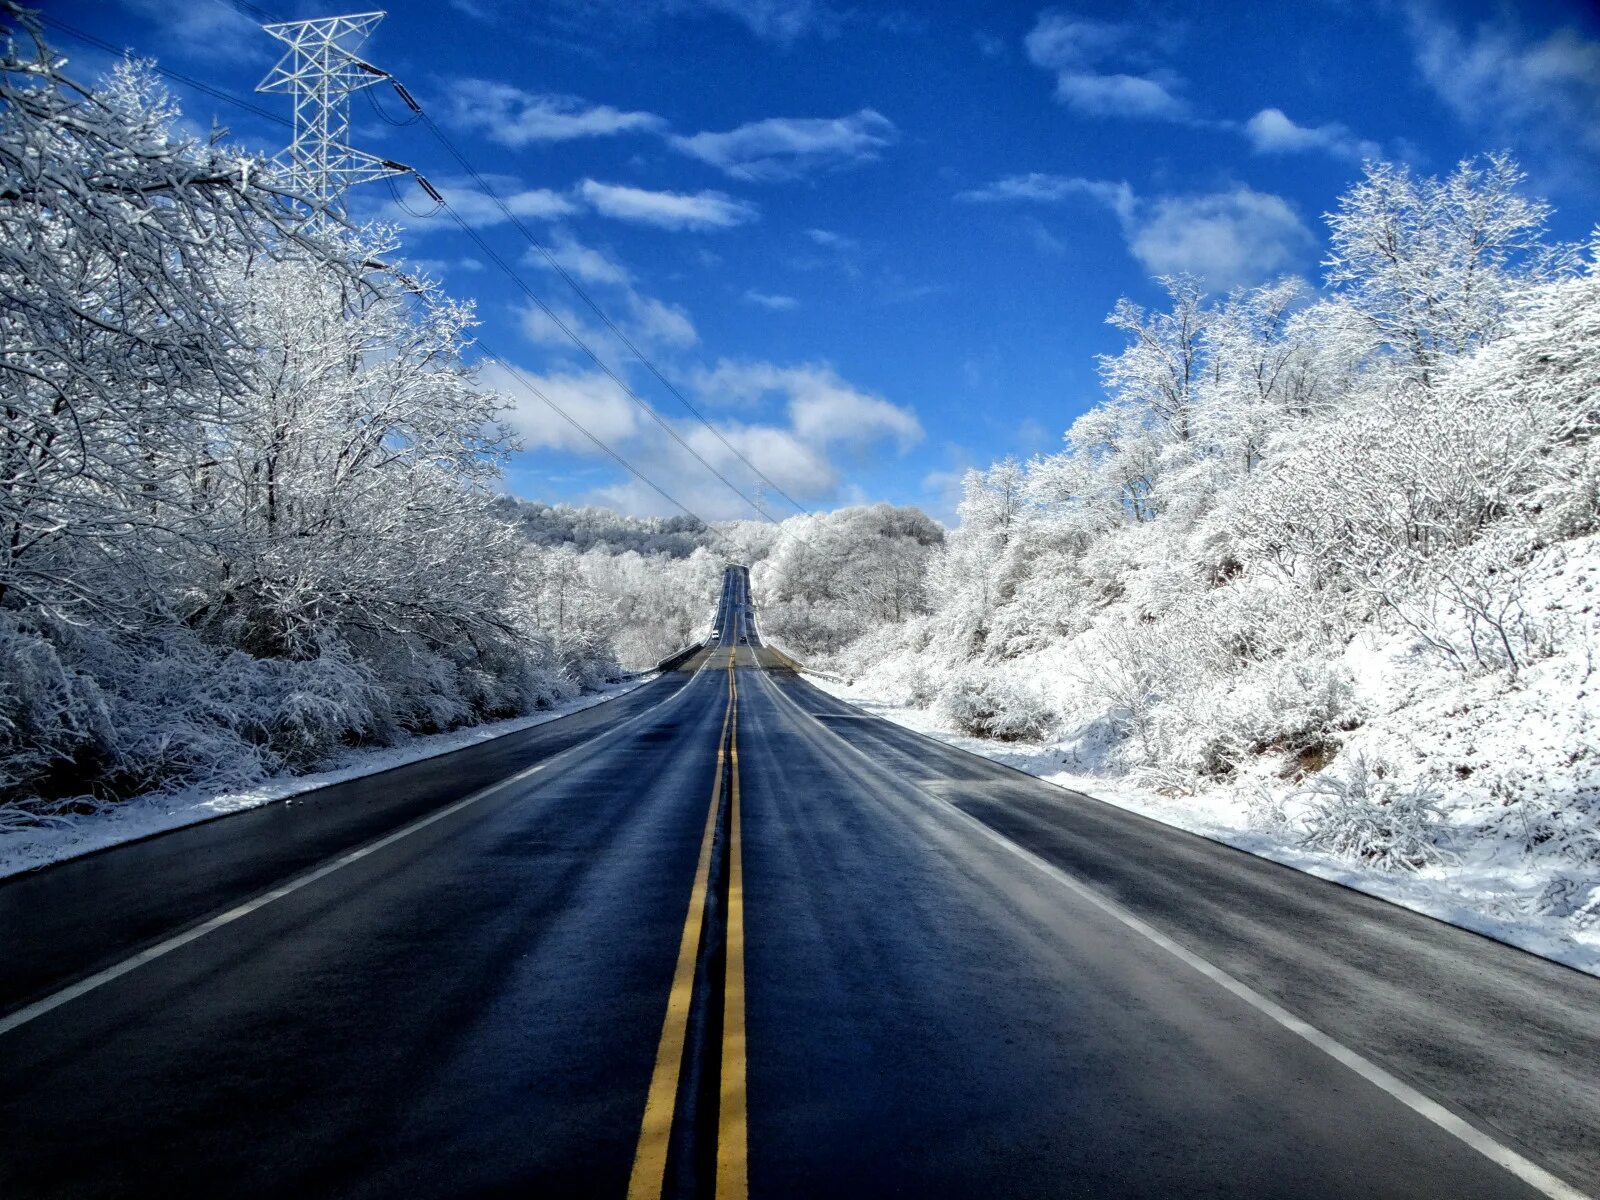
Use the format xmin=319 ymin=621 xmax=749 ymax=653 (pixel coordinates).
xmin=768 ymin=156 xmax=1600 ymax=961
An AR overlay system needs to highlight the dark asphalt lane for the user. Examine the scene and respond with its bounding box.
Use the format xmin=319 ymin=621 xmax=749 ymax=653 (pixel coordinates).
xmin=1 ymin=566 xmax=1595 ymax=1198
xmin=0 ymin=657 xmax=708 ymax=1018
xmin=742 ymin=659 xmax=1600 ymax=1200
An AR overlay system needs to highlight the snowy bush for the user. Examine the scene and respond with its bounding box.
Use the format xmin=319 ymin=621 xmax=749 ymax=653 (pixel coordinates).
xmin=1299 ymin=756 xmax=1455 ymax=871
xmin=936 ymin=667 xmax=1056 ymax=742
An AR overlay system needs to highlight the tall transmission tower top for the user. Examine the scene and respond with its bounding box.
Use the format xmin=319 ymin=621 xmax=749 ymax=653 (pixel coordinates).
xmin=256 ymin=11 xmax=402 ymax=210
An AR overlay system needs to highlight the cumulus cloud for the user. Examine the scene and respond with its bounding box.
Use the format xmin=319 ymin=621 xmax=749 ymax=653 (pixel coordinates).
xmin=1024 ymin=10 xmax=1189 ymax=120
xmin=373 ymin=175 xmax=575 ymax=230
xmin=744 ymin=290 xmax=800 ymax=310
xmin=528 ymin=231 xmax=633 ymax=288
xmin=632 ymin=297 xmax=699 ymax=348
xmin=1245 ymin=108 xmax=1380 ymax=162
xmin=486 ymin=365 xmax=641 ymax=454
xmin=488 ymin=357 xmax=922 ymax=519
xmin=955 ymin=172 xmax=1314 ymax=291
xmin=693 ymin=360 xmax=922 ymax=450
xmin=670 ymin=110 xmax=898 ymax=181
xmin=443 ymin=81 xmax=665 ymax=147
xmin=518 ymin=232 xmax=697 ymax=364
xmin=578 ymin=180 xmax=758 ymax=230
xmin=1126 ymin=188 xmax=1314 ymax=290
xmin=1403 ymin=3 xmax=1600 ymax=167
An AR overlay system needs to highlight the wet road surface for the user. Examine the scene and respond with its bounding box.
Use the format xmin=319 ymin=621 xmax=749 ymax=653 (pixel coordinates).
xmin=2 ymin=567 xmax=1596 ymax=1198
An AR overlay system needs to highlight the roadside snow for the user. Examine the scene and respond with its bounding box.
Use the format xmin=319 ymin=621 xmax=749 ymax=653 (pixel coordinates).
xmin=0 ymin=677 xmax=652 ymax=881
xmin=804 ymin=670 xmax=1600 ymax=979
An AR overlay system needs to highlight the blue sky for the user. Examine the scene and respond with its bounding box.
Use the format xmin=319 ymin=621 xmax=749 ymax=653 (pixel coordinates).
xmin=51 ymin=0 xmax=1600 ymax=521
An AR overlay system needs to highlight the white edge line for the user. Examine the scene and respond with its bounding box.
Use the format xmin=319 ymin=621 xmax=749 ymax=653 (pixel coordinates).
xmin=0 ymin=648 xmax=720 ymax=1040
xmin=754 ymin=667 xmax=1593 ymax=1200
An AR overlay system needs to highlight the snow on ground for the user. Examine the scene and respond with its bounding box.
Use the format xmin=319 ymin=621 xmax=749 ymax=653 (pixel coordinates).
xmin=805 ymin=658 xmax=1600 ymax=979
xmin=0 ymin=677 xmax=651 ymax=881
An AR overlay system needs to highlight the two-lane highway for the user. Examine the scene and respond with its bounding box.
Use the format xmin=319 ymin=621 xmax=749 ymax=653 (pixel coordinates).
xmin=2 ymin=566 xmax=1597 ymax=1198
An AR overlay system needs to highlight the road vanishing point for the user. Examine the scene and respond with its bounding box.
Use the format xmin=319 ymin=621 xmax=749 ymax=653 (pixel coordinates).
xmin=2 ymin=567 xmax=1598 ymax=1199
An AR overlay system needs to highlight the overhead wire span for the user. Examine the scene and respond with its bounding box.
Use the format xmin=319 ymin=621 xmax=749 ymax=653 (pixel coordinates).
xmin=36 ymin=15 xmax=292 ymax=129
xmin=412 ymin=110 xmax=809 ymax=517
xmin=470 ymin=341 xmax=714 ymax=529
xmin=424 ymin=187 xmax=778 ymax=523
xmin=26 ymin=13 xmax=715 ymax=532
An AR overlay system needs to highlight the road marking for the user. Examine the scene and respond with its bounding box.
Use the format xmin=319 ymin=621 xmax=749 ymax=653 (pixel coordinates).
xmin=628 ymin=645 xmax=737 ymax=1199
xmin=718 ymin=653 xmax=749 ymax=1200
xmin=752 ymin=667 xmax=1594 ymax=1200
xmin=0 ymin=652 xmax=720 ymax=1040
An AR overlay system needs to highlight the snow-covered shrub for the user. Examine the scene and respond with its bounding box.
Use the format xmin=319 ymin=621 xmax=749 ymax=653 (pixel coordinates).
xmin=0 ymin=615 xmax=113 ymax=799
xmin=1299 ymin=755 xmax=1454 ymax=870
xmin=936 ymin=667 xmax=1056 ymax=742
xmin=1243 ymin=786 xmax=1294 ymax=835
xmin=1211 ymin=655 xmax=1362 ymax=767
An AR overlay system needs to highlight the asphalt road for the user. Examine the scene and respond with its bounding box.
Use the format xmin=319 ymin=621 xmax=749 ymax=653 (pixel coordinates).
xmin=1 ymin=566 xmax=1596 ymax=1198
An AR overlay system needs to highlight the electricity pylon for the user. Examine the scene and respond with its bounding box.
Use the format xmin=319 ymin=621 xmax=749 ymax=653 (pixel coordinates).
xmin=256 ymin=11 xmax=404 ymax=211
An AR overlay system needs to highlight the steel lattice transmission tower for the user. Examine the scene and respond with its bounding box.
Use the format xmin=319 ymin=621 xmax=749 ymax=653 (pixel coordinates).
xmin=256 ymin=11 xmax=403 ymax=211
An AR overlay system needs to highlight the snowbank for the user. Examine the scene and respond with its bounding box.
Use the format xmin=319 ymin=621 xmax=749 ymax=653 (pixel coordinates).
xmin=0 ymin=677 xmax=650 ymax=880
xmin=806 ymin=646 xmax=1600 ymax=977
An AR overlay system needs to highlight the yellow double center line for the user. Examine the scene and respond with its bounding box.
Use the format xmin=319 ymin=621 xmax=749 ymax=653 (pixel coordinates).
xmin=628 ymin=647 xmax=748 ymax=1200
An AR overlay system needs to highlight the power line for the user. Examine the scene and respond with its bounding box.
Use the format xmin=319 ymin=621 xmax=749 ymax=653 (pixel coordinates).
xmin=36 ymin=14 xmax=291 ymax=128
xmin=470 ymin=341 xmax=714 ymax=529
xmin=29 ymin=15 xmax=715 ymax=532
xmin=412 ymin=110 xmax=810 ymax=517
xmin=429 ymin=186 xmax=779 ymax=524
xmin=206 ymin=0 xmax=808 ymax=517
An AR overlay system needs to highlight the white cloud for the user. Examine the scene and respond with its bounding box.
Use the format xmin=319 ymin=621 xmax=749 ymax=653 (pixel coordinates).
xmin=670 ymin=110 xmax=898 ymax=181
xmin=122 ymin=0 xmax=260 ymax=61
xmin=519 ymin=290 xmax=697 ymax=357
xmin=804 ymin=228 xmax=857 ymax=250
xmin=1052 ymin=72 xmax=1187 ymax=120
xmin=519 ymin=231 xmax=697 ymax=358
xmin=578 ymin=180 xmax=758 ymax=230
xmin=529 ymin=232 xmax=633 ymax=288
xmin=695 ymin=0 xmax=840 ymax=44
xmin=518 ymin=303 xmax=611 ymax=354
xmin=443 ymin=81 xmax=665 ymax=147
xmin=1024 ymin=10 xmax=1189 ymax=121
xmin=1404 ymin=3 xmax=1600 ymax=165
xmin=632 ymin=297 xmax=699 ymax=348
xmin=693 ymin=360 xmax=922 ymax=450
xmin=1125 ymin=188 xmax=1315 ymax=291
xmin=744 ymin=290 xmax=800 ymax=310
xmin=956 ymin=173 xmax=1133 ymax=216
xmin=486 ymin=365 xmax=641 ymax=454
xmin=493 ymin=357 xmax=920 ymax=519
xmin=956 ymin=173 xmax=1314 ymax=291
xmin=1245 ymin=108 xmax=1380 ymax=162
xmin=373 ymin=175 xmax=575 ymax=230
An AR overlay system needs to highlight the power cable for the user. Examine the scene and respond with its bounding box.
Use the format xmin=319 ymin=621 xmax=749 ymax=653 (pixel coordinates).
xmin=413 ymin=110 xmax=810 ymax=517
xmin=428 ymin=187 xmax=778 ymax=523
xmin=27 ymin=15 xmax=715 ymax=532
xmin=470 ymin=341 xmax=713 ymax=529
xmin=383 ymin=170 xmax=442 ymax=219
xmin=35 ymin=14 xmax=291 ymax=128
